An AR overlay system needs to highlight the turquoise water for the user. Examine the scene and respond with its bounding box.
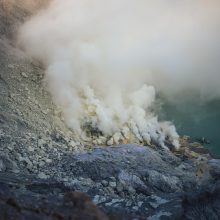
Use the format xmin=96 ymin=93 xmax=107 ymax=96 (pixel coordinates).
xmin=159 ymin=98 xmax=220 ymax=157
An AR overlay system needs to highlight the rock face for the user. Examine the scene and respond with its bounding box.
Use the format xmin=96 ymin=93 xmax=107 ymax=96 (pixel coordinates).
xmin=0 ymin=178 xmax=108 ymax=220
xmin=182 ymin=183 xmax=220 ymax=220
xmin=1 ymin=143 xmax=220 ymax=219
xmin=44 ymin=144 xmax=220 ymax=219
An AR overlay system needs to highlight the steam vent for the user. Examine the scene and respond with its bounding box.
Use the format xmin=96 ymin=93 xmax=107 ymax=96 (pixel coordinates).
xmin=0 ymin=1 xmax=220 ymax=219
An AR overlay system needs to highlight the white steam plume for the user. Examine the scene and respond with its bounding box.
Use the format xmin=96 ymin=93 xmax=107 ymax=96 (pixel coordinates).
xmin=18 ymin=0 xmax=220 ymax=149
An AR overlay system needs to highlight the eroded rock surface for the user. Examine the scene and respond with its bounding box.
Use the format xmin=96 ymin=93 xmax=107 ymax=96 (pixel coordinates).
xmin=1 ymin=143 xmax=220 ymax=219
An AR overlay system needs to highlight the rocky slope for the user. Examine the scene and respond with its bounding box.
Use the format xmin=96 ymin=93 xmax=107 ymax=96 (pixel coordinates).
xmin=0 ymin=1 xmax=220 ymax=219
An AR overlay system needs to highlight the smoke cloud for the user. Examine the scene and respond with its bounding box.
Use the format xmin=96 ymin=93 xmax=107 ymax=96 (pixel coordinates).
xmin=18 ymin=0 xmax=220 ymax=149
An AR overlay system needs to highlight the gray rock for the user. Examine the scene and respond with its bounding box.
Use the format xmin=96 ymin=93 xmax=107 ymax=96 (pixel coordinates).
xmin=0 ymin=160 xmax=6 ymax=172
xmin=28 ymin=146 xmax=35 ymax=152
xmin=38 ymin=172 xmax=48 ymax=180
xmin=147 ymin=211 xmax=172 ymax=220
xmin=149 ymin=195 xmax=169 ymax=209
xmin=45 ymin=158 xmax=52 ymax=163
xmin=101 ymin=180 xmax=108 ymax=187
xmin=7 ymin=64 xmax=14 ymax=69
xmin=209 ymin=159 xmax=220 ymax=177
xmin=21 ymin=72 xmax=28 ymax=78
xmin=109 ymin=181 xmax=117 ymax=188
xmin=127 ymin=186 xmax=136 ymax=195
xmin=147 ymin=170 xmax=181 ymax=192
xmin=0 ymin=154 xmax=19 ymax=173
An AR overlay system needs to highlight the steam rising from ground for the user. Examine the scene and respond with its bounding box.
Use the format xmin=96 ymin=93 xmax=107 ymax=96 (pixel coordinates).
xmin=18 ymin=0 xmax=220 ymax=148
